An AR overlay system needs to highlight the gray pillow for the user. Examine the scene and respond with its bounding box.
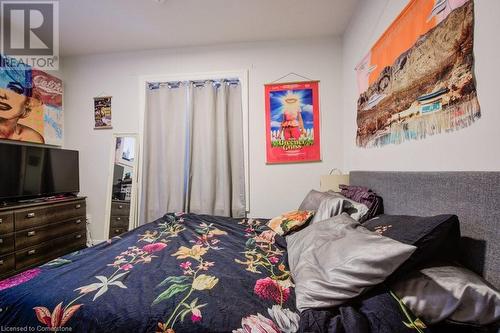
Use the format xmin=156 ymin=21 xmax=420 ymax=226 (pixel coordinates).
xmin=299 ymin=190 xmax=369 ymax=222
xmin=287 ymin=214 xmax=416 ymax=312
xmin=391 ymin=265 xmax=500 ymax=325
xmin=311 ymin=192 xmax=369 ymax=223
xmin=298 ymin=189 xmax=334 ymax=211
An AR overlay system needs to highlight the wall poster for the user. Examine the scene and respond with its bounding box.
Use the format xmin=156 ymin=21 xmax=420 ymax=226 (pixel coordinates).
xmin=94 ymin=96 xmax=112 ymax=129
xmin=355 ymin=0 xmax=480 ymax=147
xmin=265 ymin=81 xmax=320 ymax=164
xmin=0 ymin=55 xmax=63 ymax=145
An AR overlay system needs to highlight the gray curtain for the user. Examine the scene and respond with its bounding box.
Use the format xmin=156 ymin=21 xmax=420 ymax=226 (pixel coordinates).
xmin=141 ymin=83 xmax=188 ymax=223
xmin=188 ymin=81 xmax=246 ymax=217
xmin=141 ymin=80 xmax=245 ymax=224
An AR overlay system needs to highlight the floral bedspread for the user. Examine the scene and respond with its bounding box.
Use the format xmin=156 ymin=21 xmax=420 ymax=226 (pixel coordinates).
xmin=0 ymin=213 xmax=298 ymax=333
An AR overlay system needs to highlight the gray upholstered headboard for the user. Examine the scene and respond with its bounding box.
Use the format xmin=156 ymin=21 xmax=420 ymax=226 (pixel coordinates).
xmin=350 ymin=171 xmax=500 ymax=289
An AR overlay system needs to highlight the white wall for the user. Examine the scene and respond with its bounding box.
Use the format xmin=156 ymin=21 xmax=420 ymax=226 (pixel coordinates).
xmin=62 ymin=37 xmax=343 ymax=242
xmin=341 ymin=0 xmax=500 ymax=171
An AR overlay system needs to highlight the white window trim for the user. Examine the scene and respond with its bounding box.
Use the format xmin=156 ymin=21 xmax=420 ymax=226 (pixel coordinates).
xmin=137 ymin=70 xmax=250 ymax=218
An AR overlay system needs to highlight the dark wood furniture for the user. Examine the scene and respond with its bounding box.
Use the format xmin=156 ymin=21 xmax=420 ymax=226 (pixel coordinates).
xmin=109 ymin=200 xmax=130 ymax=238
xmin=0 ymin=197 xmax=87 ymax=279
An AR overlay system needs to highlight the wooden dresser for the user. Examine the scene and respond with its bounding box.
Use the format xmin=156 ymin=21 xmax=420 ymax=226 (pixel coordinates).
xmin=0 ymin=197 xmax=87 ymax=279
xmin=109 ymin=200 xmax=130 ymax=238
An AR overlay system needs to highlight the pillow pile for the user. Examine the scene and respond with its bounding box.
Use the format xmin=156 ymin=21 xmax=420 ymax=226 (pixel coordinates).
xmin=288 ymin=191 xmax=498 ymax=328
xmin=286 ymin=214 xmax=416 ymax=311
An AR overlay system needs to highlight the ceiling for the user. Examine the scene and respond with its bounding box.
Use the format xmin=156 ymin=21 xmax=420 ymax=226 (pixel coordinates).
xmin=58 ymin=0 xmax=360 ymax=56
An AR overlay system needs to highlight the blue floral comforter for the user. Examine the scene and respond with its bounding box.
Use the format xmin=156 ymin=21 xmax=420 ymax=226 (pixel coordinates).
xmin=0 ymin=213 xmax=299 ymax=333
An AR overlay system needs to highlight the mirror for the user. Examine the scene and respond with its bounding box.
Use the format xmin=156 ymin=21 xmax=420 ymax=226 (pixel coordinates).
xmin=105 ymin=134 xmax=139 ymax=239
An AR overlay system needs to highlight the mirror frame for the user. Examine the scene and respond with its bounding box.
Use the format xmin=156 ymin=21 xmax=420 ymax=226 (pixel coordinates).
xmin=104 ymin=133 xmax=140 ymax=240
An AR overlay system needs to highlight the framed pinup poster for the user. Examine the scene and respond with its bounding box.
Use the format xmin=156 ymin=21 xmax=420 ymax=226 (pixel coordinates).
xmin=265 ymin=81 xmax=321 ymax=164
xmin=94 ymin=96 xmax=112 ymax=129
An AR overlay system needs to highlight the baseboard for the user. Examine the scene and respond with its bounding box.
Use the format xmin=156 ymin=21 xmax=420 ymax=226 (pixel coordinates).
xmin=87 ymin=239 xmax=107 ymax=247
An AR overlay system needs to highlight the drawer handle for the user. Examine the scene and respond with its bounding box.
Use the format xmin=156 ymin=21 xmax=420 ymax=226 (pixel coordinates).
xmin=26 ymin=212 xmax=36 ymax=218
xmin=27 ymin=231 xmax=36 ymax=237
xmin=75 ymin=234 xmax=82 ymax=239
xmin=0 ymin=218 xmax=3 ymax=223
xmin=76 ymin=219 xmax=82 ymax=224
xmin=118 ymin=205 xmax=123 ymax=209
xmin=28 ymin=249 xmax=36 ymax=255
xmin=0 ymin=238 xmax=3 ymax=244
xmin=0 ymin=260 xmax=3 ymax=265
xmin=75 ymin=204 xmax=81 ymax=209
xmin=115 ymin=229 xmax=120 ymax=234
xmin=116 ymin=217 xmax=121 ymax=221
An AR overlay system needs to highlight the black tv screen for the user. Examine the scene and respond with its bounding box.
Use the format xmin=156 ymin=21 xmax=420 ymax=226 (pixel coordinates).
xmin=0 ymin=143 xmax=80 ymax=200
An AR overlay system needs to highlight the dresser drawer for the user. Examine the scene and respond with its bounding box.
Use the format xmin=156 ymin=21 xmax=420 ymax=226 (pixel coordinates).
xmin=0 ymin=254 xmax=15 ymax=278
xmin=15 ymin=231 xmax=86 ymax=271
xmin=0 ymin=212 xmax=14 ymax=235
xmin=0 ymin=233 xmax=15 ymax=256
xmin=111 ymin=202 xmax=130 ymax=216
xmin=109 ymin=227 xmax=127 ymax=238
xmin=110 ymin=215 xmax=129 ymax=229
xmin=15 ymin=201 xmax=86 ymax=231
xmin=16 ymin=217 xmax=86 ymax=250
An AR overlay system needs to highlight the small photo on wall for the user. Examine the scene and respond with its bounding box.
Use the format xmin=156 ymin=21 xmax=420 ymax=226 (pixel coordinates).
xmin=265 ymin=81 xmax=321 ymax=164
xmin=94 ymin=96 xmax=112 ymax=129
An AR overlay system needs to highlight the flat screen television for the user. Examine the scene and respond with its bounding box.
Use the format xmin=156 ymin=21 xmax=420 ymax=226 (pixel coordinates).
xmin=0 ymin=143 xmax=80 ymax=200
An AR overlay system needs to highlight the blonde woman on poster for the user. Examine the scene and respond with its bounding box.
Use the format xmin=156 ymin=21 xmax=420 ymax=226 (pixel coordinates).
xmin=278 ymin=92 xmax=306 ymax=141
xmin=0 ymin=69 xmax=44 ymax=144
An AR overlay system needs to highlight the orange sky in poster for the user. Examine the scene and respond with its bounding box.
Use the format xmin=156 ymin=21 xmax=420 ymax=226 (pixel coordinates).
xmin=369 ymin=0 xmax=437 ymax=84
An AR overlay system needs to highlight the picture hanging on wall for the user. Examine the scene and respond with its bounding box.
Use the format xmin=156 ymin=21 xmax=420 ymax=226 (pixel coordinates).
xmin=355 ymin=0 xmax=480 ymax=148
xmin=265 ymin=81 xmax=321 ymax=164
xmin=94 ymin=96 xmax=113 ymax=129
xmin=0 ymin=54 xmax=64 ymax=145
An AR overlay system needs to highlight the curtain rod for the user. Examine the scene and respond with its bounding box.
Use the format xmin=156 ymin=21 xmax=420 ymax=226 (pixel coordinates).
xmin=148 ymin=78 xmax=240 ymax=90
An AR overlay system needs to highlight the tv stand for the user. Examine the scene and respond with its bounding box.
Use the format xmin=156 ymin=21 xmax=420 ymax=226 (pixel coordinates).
xmin=16 ymin=198 xmax=48 ymax=204
xmin=0 ymin=196 xmax=87 ymax=279
xmin=2 ymin=194 xmax=78 ymax=207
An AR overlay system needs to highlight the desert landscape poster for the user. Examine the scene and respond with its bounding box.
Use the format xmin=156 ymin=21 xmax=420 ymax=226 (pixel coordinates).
xmin=355 ymin=0 xmax=480 ymax=147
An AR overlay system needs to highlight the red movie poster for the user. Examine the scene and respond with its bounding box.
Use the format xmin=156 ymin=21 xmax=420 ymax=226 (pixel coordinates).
xmin=265 ymin=81 xmax=321 ymax=164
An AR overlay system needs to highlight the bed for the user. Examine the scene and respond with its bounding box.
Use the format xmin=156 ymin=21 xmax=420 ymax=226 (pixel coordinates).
xmin=0 ymin=171 xmax=498 ymax=333
xmin=0 ymin=213 xmax=299 ymax=332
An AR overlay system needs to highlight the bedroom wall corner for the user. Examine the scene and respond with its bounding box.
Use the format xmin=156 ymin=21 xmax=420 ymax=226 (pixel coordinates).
xmin=61 ymin=37 xmax=344 ymax=242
